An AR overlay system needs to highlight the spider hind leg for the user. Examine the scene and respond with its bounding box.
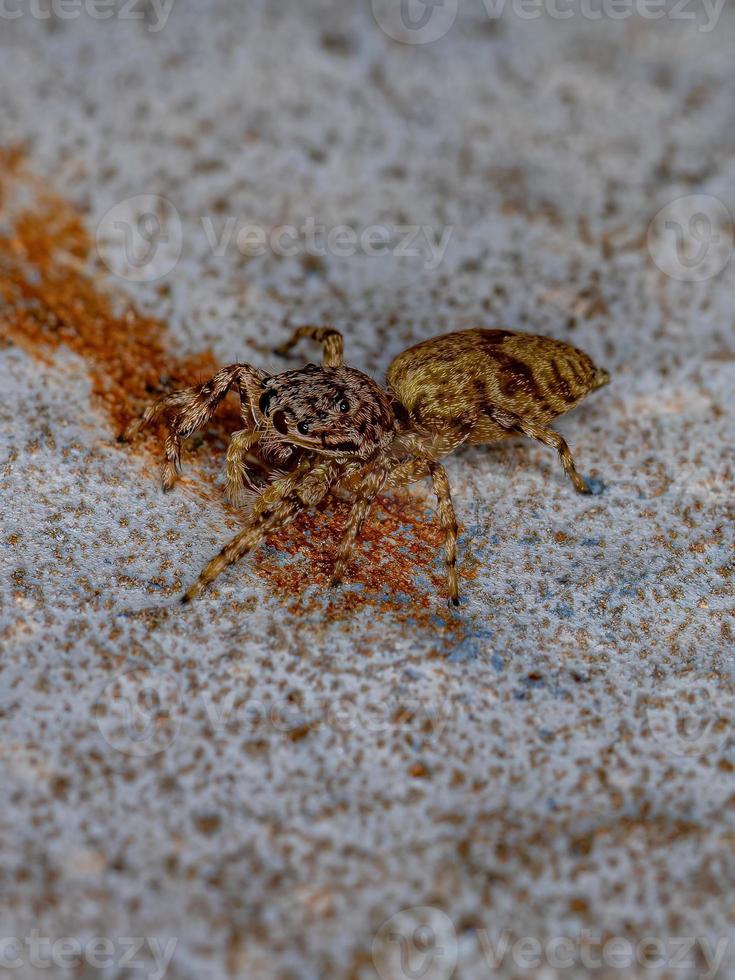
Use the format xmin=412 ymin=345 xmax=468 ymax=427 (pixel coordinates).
xmin=486 ymin=406 xmax=591 ymax=494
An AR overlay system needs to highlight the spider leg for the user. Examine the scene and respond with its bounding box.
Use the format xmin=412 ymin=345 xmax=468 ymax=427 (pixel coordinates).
xmin=225 ymin=428 xmax=262 ymax=506
xmin=334 ymin=455 xmax=462 ymax=605
xmin=487 ymin=407 xmax=591 ymax=494
xmin=330 ymin=461 xmax=389 ymax=588
xmin=273 ymin=325 xmax=344 ymax=367
xmin=384 ymin=457 xmax=432 ymax=489
xmin=379 ymin=421 xmax=476 ymax=490
xmin=428 ymin=462 xmax=460 ymax=607
xmin=122 ymin=364 xmax=262 ymax=491
xmin=182 ymin=459 xmax=339 ymax=603
xmin=385 ymin=426 xmax=472 ymax=488
xmin=520 ymin=420 xmax=590 ymax=494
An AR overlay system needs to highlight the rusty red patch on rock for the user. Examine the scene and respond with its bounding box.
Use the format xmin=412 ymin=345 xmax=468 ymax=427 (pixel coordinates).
xmin=0 ymin=148 xmax=238 ymax=446
xmin=261 ymin=493 xmax=448 ymax=611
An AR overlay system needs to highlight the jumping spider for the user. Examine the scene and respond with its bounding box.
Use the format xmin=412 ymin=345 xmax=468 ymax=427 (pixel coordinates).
xmin=123 ymin=326 xmax=610 ymax=606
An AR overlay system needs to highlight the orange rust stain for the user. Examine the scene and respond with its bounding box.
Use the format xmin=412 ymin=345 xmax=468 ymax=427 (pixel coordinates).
xmin=252 ymin=490 xmax=479 ymax=626
xmin=0 ymin=149 xmax=474 ymax=620
xmin=0 ymin=148 xmax=240 ymax=446
xmin=260 ymin=494 xmax=444 ymax=609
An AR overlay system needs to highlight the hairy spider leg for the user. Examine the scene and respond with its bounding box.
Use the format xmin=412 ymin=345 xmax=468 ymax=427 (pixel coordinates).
xmin=428 ymin=462 xmax=460 ymax=607
xmin=337 ymin=429 xmax=469 ymax=605
xmin=486 ymin=406 xmax=591 ymax=494
xmin=122 ymin=364 xmax=263 ymax=491
xmin=330 ymin=460 xmax=390 ymax=588
xmin=376 ymin=451 xmax=463 ymax=606
xmin=273 ymin=325 xmax=344 ymax=368
xmin=182 ymin=459 xmax=340 ymax=603
xmin=383 ymin=457 xmax=432 ymax=490
xmin=517 ymin=419 xmax=591 ymax=494
xmin=225 ymin=428 xmax=263 ymax=506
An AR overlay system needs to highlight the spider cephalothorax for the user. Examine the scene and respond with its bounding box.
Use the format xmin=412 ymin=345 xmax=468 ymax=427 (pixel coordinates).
xmin=254 ymin=364 xmax=396 ymax=459
xmin=123 ymin=324 xmax=609 ymax=607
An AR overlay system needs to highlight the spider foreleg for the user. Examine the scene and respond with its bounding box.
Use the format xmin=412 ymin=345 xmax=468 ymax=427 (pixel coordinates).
xmin=182 ymin=459 xmax=339 ymax=603
xmin=273 ymin=325 xmax=344 ymax=368
xmin=225 ymin=428 xmax=263 ymax=506
xmin=122 ymin=363 xmax=263 ymax=491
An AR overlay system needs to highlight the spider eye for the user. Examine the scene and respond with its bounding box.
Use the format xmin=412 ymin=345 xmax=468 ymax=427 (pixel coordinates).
xmin=338 ymin=398 xmax=350 ymax=413
xmin=297 ymin=420 xmax=310 ymax=436
xmin=272 ymin=409 xmax=289 ymax=435
xmin=259 ymin=390 xmax=276 ymax=416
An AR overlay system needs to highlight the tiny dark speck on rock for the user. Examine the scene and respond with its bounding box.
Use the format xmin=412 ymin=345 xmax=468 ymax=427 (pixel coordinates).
xmin=321 ymin=32 xmax=355 ymax=56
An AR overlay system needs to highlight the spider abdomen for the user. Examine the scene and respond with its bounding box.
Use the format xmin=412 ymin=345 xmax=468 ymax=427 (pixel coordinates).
xmin=386 ymin=328 xmax=609 ymax=440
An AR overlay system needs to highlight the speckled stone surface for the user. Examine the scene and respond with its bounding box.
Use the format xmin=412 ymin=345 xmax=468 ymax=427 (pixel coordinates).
xmin=1 ymin=2 xmax=734 ymax=978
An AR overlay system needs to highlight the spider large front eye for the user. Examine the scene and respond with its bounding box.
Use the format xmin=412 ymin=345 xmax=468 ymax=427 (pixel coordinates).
xmin=297 ymin=420 xmax=310 ymax=436
xmin=338 ymin=398 xmax=349 ymax=413
xmin=272 ymin=409 xmax=289 ymax=435
xmin=259 ymin=390 xmax=276 ymax=416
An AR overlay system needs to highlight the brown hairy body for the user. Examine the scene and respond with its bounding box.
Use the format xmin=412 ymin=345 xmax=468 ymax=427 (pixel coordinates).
xmin=123 ymin=326 xmax=610 ymax=606
xmin=388 ymin=329 xmax=609 ymax=440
